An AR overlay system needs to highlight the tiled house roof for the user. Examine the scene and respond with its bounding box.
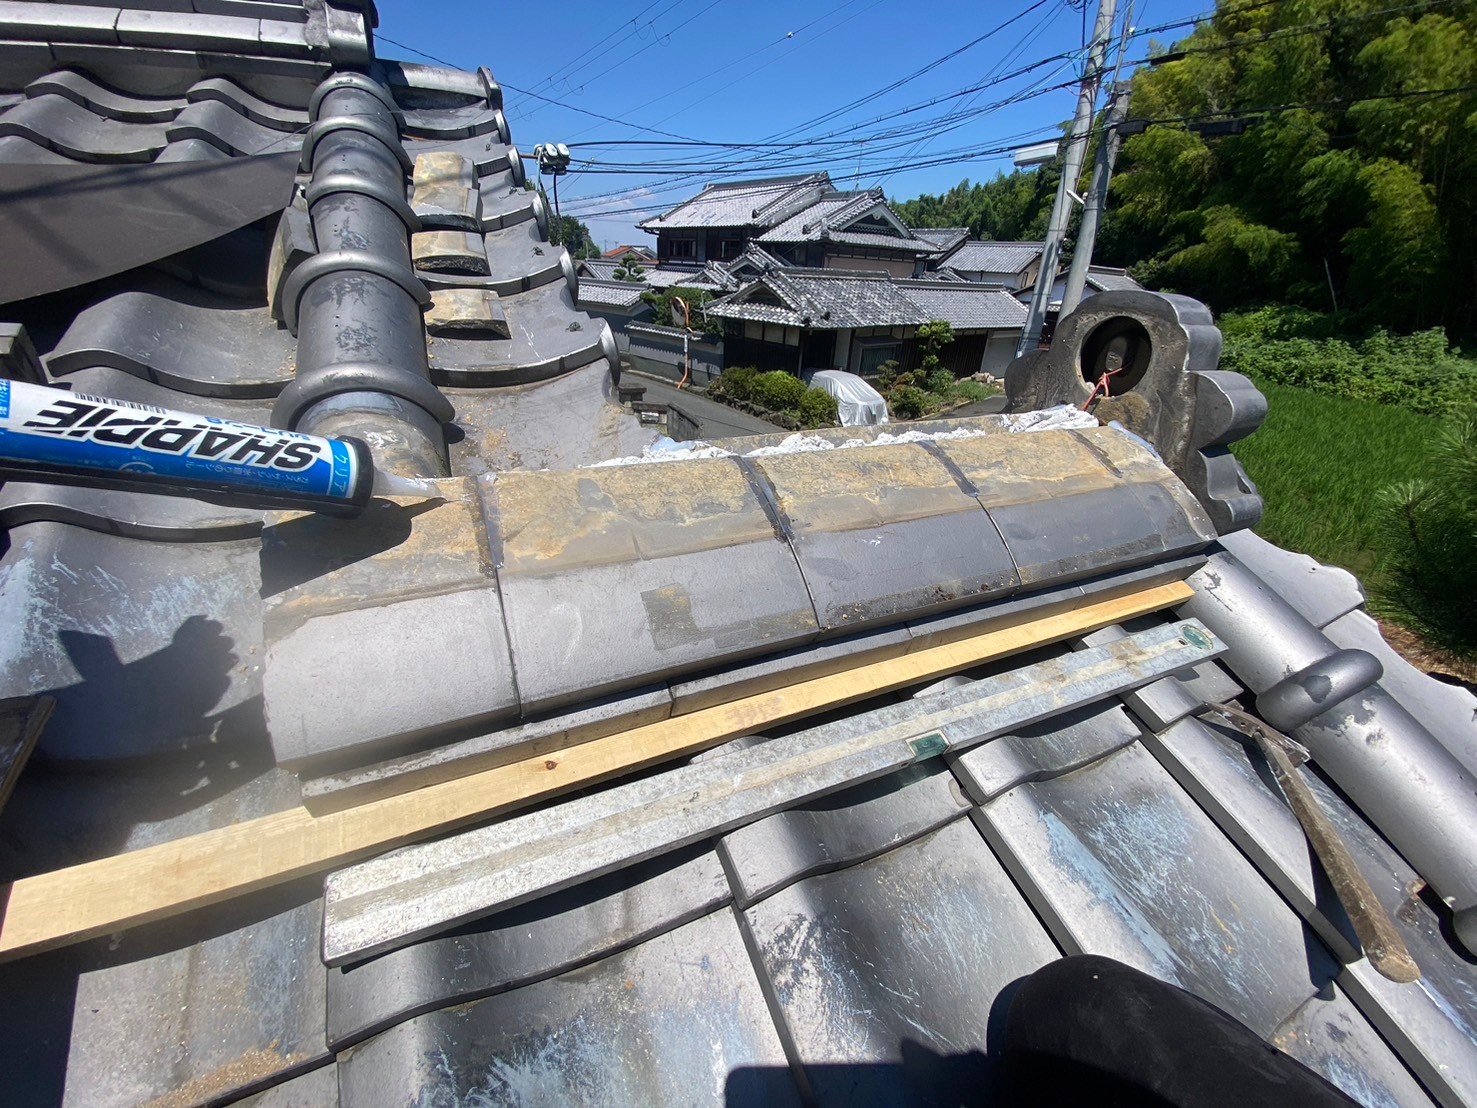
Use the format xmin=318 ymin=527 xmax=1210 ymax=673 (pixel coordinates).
xmin=708 ymin=269 xmax=1029 ymax=332
xmin=755 ymin=190 xmax=936 ymax=254
xmin=637 ymin=173 xmax=829 ymax=231
xmin=706 ymin=268 xmax=930 ymax=329
xmin=911 ymin=226 xmax=970 ymax=256
xmin=897 ymin=280 xmax=1029 ymax=330
xmin=0 ymin=10 xmax=1474 ymax=1108
xmin=576 ymin=279 xmax=647 ymax=308
xmin=1084 ymin=265 xmax=1145 ymax=292
xmin=943 ymin=239 xmax=1045 ymax=276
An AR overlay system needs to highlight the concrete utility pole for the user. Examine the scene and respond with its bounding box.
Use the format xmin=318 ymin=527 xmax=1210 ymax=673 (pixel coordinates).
xmin=1061 ymin=81 xmax=1131 ymax=315
xmin=1017 ymin=0 xmax=1119 ymax=355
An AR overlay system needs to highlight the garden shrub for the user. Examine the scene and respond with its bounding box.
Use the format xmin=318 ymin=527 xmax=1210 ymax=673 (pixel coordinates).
xmin=750 ymin=370 xmax=806 ymax=413
xmin=710 ymin=365 xmax=758 ymax=403
xmin=889 ymin=385 xmax=930 ymax=420
xmin=954 ymin=378 xmax=996 ymax=403
xmin=924 ymin=368 xmax=955 ymax=395
xmin=1219 ymin=309 xmax=1477 ymax=416
xmin=798 ymin=387 xmax=839 ymax=429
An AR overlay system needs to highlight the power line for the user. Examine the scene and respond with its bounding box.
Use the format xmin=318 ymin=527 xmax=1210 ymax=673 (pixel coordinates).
xmin=380 ymin=6 xmax=1089 ymax=215
xmin=555 ymin=47 xmax=1084 ymax=209
xmin=373 ymin=32 xmax=709 ymax=143
xmin=557 ymin=72 xmax=1078 ymax=208
xmin=624 ymin=0 xmax=893 ymax=136
xmin=559 ymin=81 xmax=1477 ymax=221
xmin=525 ymin=0 xmax=676 ymax=97
xmin=561 ymin=0 xmax=881 ymax=143
xmin=872 ymin=0 xmax=1068 ymax=188
xmin=564 ymin=0 xmax=1080 ymax=207
xmin=564 ymin=0 xmax=726 ymax=93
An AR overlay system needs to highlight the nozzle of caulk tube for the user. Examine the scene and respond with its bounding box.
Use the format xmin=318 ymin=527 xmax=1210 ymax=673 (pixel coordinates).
xmin=370 ymin=468 xmax=446 ymax=502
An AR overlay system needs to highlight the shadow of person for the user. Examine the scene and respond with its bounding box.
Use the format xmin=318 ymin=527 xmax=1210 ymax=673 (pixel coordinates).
xmin=2 ymin=616 xmax=277 ymax=878
xmin=49 ymin=616 xmax=241 ymax=761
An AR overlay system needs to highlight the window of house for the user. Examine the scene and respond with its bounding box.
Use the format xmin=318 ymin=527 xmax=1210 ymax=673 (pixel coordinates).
xmin=668 ymin=238 xmax=696 ymax=258
xmin=857 ymin=342 xmax=903 ymax=376
xmin=718 ymin=238 xmax=743 ymax=260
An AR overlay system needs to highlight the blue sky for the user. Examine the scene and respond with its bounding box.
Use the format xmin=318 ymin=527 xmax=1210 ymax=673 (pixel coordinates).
xmin=374 ymin=0 xmax=1206 ymax=249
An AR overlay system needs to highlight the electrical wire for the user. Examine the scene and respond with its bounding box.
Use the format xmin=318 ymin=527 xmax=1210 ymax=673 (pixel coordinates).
xmin=525 ymin=0 xmax=678 ymax=96
xmin=557 ymin=79 xmax=1477 ymax=220
xmin=560 ymin=0 xmax=882 ymax=143
xmin=551 ymin=0 xmax=1461 ymax=214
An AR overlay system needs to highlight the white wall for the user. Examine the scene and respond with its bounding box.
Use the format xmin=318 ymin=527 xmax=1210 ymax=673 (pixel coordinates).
xmin=982 ymin=330 xmax=1019 ymax=376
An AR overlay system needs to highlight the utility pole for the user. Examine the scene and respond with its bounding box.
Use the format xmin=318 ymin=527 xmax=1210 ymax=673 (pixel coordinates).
xmin=1016 ymin=0 xmax=1118 ymax=355
xmin=1061 ymin=81 xmax=1132 ymax=316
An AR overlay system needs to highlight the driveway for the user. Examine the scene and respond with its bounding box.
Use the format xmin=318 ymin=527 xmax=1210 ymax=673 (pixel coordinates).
xmin=624 ymin=371 xmax=781 ymax=441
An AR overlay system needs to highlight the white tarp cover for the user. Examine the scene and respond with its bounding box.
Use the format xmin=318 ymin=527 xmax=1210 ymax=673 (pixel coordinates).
xmin=804 ymin=369 xmax=889 ymax=426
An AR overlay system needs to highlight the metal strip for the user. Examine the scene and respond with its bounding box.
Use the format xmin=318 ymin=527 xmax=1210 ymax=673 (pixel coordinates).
xmin=322 ymin=618 xmax=1225 ymax=964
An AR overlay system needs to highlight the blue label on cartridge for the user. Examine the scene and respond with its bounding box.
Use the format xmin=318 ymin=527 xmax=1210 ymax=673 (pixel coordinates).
xmin=0 ymin=380 xmax=358 ymax=501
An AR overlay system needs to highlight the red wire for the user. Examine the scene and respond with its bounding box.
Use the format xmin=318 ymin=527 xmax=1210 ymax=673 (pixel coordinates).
xmin=1082 ymin=366 xmax=1126 ymax=411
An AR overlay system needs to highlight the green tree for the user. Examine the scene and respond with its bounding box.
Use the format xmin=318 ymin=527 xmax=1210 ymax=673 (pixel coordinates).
xmin=549 ymin=213 xmax=600 ymax=259
xmin=613 ymin=253 xmax=647 ymax=282
xmin=1094 ymin=0 xmax=1477 ymax=333
xmin=1374 ymin=412 xmax=1477 ymax=659
xmin=640 ymin=286 xmax=713 ymax=331
xmin=916 ymin=319 xmax=955 ymax=377
xmin=891 ymin=166 xmax=1058 ymax=241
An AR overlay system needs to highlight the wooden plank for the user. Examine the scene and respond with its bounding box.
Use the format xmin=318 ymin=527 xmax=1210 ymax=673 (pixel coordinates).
xmin=0 ymin=695 xmax=53 ymax=816
xmin=0 ymin=579 xmax=1192 ymax=962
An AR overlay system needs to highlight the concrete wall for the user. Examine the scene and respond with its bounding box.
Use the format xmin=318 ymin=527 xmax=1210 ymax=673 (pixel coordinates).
xmin=583 ymin=307 xmax=641 ymax=352
xmin=626 ymin=322 xmax=724 ymax=385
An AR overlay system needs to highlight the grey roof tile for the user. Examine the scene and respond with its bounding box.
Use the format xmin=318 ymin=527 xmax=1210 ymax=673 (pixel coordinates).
xmin=897 ymin=280 xmax=1028 ymax=330
xmin=943 ymin=239 xmax=1044 ymax=275
xmin=708 ymin=268 xmax=1029 ymax=332
xmin=576 ymin=278 xmax=646 ymax=308
xmin=638 ymin=172 xmax=828 ymax=230
xmin=335 ymin=909 xmax=798 ymax=1107
xmin=707 ymin=268 xmax=928 ymax=328
xmin=912 ymin=225 xmax=969 ymax=254
xmin=756 ymin=190 xmax=935 ymax=254
xmin=0 ymin=93 xmax=169 ymax=162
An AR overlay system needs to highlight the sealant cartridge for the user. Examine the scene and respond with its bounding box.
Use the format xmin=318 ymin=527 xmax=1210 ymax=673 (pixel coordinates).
xmin=0 ymin=378 xmax=387 ymax=516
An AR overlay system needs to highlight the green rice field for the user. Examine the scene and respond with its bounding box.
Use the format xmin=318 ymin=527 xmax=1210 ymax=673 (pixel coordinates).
xmin=1229 ymin=378 xmax=1438 ymax=582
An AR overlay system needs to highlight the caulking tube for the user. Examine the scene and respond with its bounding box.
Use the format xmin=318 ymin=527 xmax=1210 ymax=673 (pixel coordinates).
xmin=0 ymin=378 xmax=435 ymax=516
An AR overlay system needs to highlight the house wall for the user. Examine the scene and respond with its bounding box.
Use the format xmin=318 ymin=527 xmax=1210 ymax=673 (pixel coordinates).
xmin=957 ymin=268 xmax=1027 ymax=287
xmin=823 ymin=252 xmax=916 ymax=278
xmin=656 ymin=229 xmax=746 ymax=265
xmin=935 ymin=333 xmax=988 ymax=377
xmin=723 ymin=328 xmax=803 ymax=373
